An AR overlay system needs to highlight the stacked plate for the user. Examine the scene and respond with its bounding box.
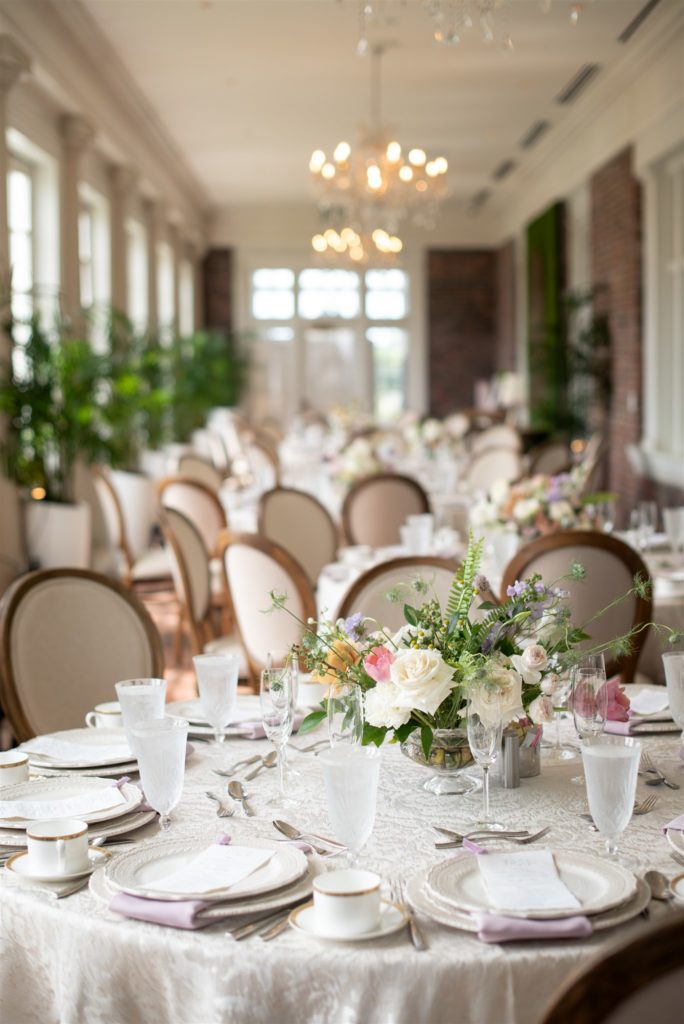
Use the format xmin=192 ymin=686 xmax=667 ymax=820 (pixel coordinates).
xmin=665 ymin=826 xmax=684 ymax=861
xmin=406 ymin=851 xmax=650 ymax=933
xmin=91 ymin=837 xmax=313 ymax=922
xmin=166 ymin=697 xmax=262 ymax=738
xmin=20 ymin=728 xmax=138 ymax=777
xmin=0 ymin=776 xmax=155 ymax=848
xmin=619 ymin=684 xmax=681 ymax=736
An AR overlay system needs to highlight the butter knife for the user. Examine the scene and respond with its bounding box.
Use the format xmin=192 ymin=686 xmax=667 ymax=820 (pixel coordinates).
xmin=396 ymin=880 xmax=428 ymax=951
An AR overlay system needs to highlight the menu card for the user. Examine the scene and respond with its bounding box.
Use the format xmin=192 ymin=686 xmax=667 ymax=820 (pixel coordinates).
xmin=145 ymin=845 xmax=274 ymax=895
xmin=0 ymin=786 xmax=127 ymax=821
xmin=20 ymin=736 xmax=132 ymax=764
xmin=478 ymin=850 xmax=581 ymax=913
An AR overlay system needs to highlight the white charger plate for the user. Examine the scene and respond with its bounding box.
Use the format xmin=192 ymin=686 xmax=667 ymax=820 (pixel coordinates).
xmin=289 ymin=899 xmax=408 ymax=942
xmin=105 ymin=837 xmax=308 ymax=901
xmin=0 ymin=777 xmax=142 ymax=829
xmin=406 ymin=871 xmax=650 ymax=934
xmin=21 ymin=728 xmax=134 ymax=769
xmin=0 ymin=808 xmax=157 ymax=848
xmin=31 ymin=760 xmax=139 ymax=779
xmin=666 ymin=828 xmax=684 ymax=858
xmin=90 ymin=859 xmax=316 ymax=919
xmin=426 ymin=850 xmax=637 ymax=919
xmin=5 ymin=845 xmax=109 ymax=882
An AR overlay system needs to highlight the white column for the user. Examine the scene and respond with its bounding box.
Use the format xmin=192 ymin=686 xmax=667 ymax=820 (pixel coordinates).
xmin=169 ymin=222 xmax=181 ymax=334
xmin=60 ymin=114 xmax=94 ymax=324
xmin=193 ymin=243 xmax=204 ymax=331
xmin=143 ymin=197 xmax=164 ymax=334
xmin=109 ymin=164 xmax=137 ymax=315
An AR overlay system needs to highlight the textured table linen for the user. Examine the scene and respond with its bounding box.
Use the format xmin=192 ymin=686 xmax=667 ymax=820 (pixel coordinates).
xmin=1 ymin=722 xmax=682 ymax=1024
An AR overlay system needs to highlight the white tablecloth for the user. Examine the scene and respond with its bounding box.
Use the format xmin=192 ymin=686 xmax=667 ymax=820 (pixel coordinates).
xmin=1 ymin=719 xmax=683 ymax=1024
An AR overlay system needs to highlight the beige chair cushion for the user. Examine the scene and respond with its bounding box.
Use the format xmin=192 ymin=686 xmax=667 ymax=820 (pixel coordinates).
xmin=344 ymin=477 xmax=430 ymax=547
xmin=336 ymin=560 xmax=458 ymax=632
xmin=464 ymin=447 xmax=522 ymax=493
xmin=260 ymin=490 xmax=337 ymax=585
xmin=160 ymin=481 xmax=226 ymax=555
xmin=203 ymin=633 xmax=249 ymax=678
xmin=470 ymin=424 xmax=522 ymax=454
xmin=5 ymin=575 xmax=161 ymax=736
xmin=177 ymin=455 xmax=224 ymax=493
xmin=131 ymin=547 xmax=172 ymax=582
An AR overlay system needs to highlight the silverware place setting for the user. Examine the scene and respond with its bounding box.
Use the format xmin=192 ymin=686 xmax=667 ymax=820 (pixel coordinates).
xmin=227 ymin=779 xmax=255 ymax=816
xmin=272 ymin=819 xmax=346 ymax=855
xmin=639 ymin=751 xmax=680 ymax=790
xmin=389 ymin=877 xmax=428 ymax=951
xmin=433 ymin=825 xmax=551 ymax=850
xmin=212 ymin=754 xmax=262 ymax=778
xmin=205 ymin=791 xmax=235 ymax=817
xmin=580 ymin=794 xmax=660 ymax=827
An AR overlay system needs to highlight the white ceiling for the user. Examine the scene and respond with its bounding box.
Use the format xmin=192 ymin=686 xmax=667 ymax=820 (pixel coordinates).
xmin=79 ymin=0 xmax=668 ymax=206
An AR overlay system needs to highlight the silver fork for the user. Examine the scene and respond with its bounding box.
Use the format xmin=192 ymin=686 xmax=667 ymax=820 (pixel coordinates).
xmin=205 ymin=791 xmax=235 ymax=817
xmin=640 ymin=751 xmax=680 ymax=790
xmin=581 ymin=794 xmax=660 ymax=824
xmin=434 ymin=825 xmax=551 ymax=849
xmin=213 ymin=755 xmax=262 ymax=778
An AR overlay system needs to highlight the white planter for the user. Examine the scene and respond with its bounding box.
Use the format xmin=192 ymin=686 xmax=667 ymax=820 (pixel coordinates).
xmin=109 ymin=470 xmax=157 ymax=561
xmin=139 ymin=449 xmax=168 ymax=481
xmin=24 ymin=499 xmax=92 ymax=570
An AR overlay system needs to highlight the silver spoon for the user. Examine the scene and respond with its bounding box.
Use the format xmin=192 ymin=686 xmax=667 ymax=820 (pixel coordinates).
xmin=228 ymin=779 xmax=254 ymax=816
xmin=213 ymin=755 xmax=262 ymax=778
xmin=244 ymin=751 xmax=277 ymax=780
xmin=272 ymin=819 xmax=345 ymax=848
xmin=644 ymin=869 xmax=673 ymax=901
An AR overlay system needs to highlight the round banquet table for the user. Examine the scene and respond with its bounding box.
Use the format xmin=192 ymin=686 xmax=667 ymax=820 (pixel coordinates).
xmin=1 ymin=721 xmax=682 ymax=1024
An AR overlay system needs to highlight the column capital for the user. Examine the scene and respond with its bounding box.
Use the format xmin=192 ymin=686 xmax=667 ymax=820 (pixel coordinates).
xmin=60 ymin=113 xmax=95 ymax=153
xmin=110 ymin=164 xmax=138 ymax=197
xmin=0 ymin=35 xmax=30 ymax=96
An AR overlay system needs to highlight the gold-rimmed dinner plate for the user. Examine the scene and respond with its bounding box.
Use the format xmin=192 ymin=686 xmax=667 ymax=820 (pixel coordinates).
xmin=0 ymin=807 xmax=157 ymax=848
xmin=0 ymin=777 xmax=142 ymax=829
xmin=20 ymin=728 xmax=133 ymax=769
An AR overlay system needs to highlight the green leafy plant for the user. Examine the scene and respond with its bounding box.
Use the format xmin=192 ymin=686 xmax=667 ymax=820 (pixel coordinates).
xmin=169 ymin=329 xmax=247 ymax=442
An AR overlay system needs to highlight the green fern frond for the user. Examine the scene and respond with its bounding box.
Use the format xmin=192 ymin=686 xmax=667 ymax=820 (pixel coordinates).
xmin=446 ymin=533 xmax=484 ymax=621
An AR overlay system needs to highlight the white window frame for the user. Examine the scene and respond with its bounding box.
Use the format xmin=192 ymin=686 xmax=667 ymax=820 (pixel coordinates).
xmin=126 ymin=217 xmax=149 ymax=331
xmin=156 ymin=240 xmax=175 ymax=345
xmin=7 ymin=154 xmax=36 ymax=332
xmin=178 ymin=257 xmax=195 ymax=336
xmin=78 ymin=183 xmax=111 ymax=350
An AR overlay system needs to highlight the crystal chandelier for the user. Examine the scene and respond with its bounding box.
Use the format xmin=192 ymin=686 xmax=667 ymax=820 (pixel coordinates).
xmin=308 ymin=44 xmax=448 ymax=263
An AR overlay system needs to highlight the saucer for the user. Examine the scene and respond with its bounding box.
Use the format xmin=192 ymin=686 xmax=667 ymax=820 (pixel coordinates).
xmin=289 ymin=899 xmax=408 ymax=942
xmin=4 ymin=845 xmax=109 ymax=882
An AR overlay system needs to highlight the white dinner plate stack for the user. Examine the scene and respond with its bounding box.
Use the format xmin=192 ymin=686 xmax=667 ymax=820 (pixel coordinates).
xmin=91 ymin=837 xmax=314 ymax=921
xmin=19 ymin=728 xmax=139 ymax=777
xmin=406 ymin=850 xmax=651 ymax=934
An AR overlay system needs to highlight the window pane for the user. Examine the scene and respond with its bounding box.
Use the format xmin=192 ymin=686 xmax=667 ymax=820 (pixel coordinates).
xmin=127 ymin=222 xmax=148 ymax=329
xmin=252 ymin=269 xmax=294 ymax=289
xmin=79 ymin=210 xmax=93 ymax=259
xmin=8 ymin=170 xmax=32 ymax=232
xmin=9 ymin=231 xmax=32 ymax=291
xmin=365 ymin=289 xmax=407 ymax=320
xmin=299 ymin=269 xmax=359 ymax=290
xmin=264 ymin=326 xmax=295 ymax=342
xmin=298 ymin=268 xmax=360 ymax=320
xmin=365 ymin=269 xmax=407 ymax=290
xmin=252 ymin=290 xmax=295 ymax=320
xmin=367 ymin=326 xmax=408 ymax=421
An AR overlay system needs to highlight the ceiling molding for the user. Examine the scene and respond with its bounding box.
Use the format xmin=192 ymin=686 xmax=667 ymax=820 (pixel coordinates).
xmin=0 ymin=0 xmax=209 ymax=235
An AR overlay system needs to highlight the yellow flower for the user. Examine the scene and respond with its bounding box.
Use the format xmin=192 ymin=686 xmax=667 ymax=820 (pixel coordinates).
xmin=311 ymin=638 xmax=361 ymax=692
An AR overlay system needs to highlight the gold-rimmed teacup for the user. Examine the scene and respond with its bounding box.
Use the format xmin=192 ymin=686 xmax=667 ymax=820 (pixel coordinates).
xmin=26 ymin=819 xmax=90 ymax=876
xmin=312 ymin=869 xmax=382 ymax=937
xmin=0 ymin=749 xmax=29 ymax=787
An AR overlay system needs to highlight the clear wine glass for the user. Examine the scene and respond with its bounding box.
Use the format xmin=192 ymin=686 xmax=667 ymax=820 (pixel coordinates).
xmin=542 ymin=672 xmax=578 ymax=765
xmin=637 ymin=501 xmax=658 ymax=552
xmin=115 ymin=678 xmax=166 ymax=760
xmin=662 ymin=652 xmax=684 ymax=745
xmin=569 ymin=654 xmax=608 ymax=786
xmin=466 ymin=687 xmax=504 ymax=829
xmin=318 ymin=745 xmax=382 ymax=866
xmin=131 ymin=717 xmax=188 ymax=831
xmin=327 ymin=682 xmax=364 ymax=747
xmin=581 ymin=735 xmax=641 ymax=862
xmin=267 ymin=648 xmax=300 ymax=777
xmin=663 ymin=508 xmax=684 ymax=566
xmin=192 ymin=653 xmax=239 ymax=744
xmin=260 ymin=666 xmax=296 ymax=810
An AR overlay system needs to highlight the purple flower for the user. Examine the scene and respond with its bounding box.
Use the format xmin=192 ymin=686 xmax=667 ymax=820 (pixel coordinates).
xmin=534 ymin=581 xmax=546 ymax=594
xmin=343 ymin=613 xmax=366 ymax=641
xmin=506 ymin=580 xmax=526 ymax=599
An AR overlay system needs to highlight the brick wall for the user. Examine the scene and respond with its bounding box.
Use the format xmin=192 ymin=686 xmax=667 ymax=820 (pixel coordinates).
xmin=496 ymin=240 xmax=516 ymax=372
xmin=590 ymin=148 xmax=643 ymax=520
xmin=427 ymin=249 xmax=498 ymax=417
xmin=202 ymin=248 xmax=233 ymax=332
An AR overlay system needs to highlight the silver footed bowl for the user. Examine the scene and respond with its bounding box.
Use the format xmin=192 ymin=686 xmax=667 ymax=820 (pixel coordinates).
xmin=400 ymin=727 xmax=479 ymax=796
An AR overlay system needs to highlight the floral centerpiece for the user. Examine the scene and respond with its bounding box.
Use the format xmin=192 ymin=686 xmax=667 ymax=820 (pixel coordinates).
xmin=470 ymin=468 xmax=612 ymax=539
xmin=271 ymin=536 xmax=679 ymax=768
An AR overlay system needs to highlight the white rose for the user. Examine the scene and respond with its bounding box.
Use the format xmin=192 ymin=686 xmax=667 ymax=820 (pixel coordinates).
xmin=548 ymin=500 xmax=574 ymax=524
xmin=489 ymin=478 xmax=510 ymax=506
xmin=470 ymin=501 xmax=498 ymax=527
xmin=389 ymin=649 xmax=456 ymax=716
xmin=528 ymin=695 xmax=555 ymax=724
xmin=510 ymin=654 xmax=541 ymax=687
xmin=513 ymin=498 xmax=540 ymax=523
xmin=364 ymin=683 xmax=411 ymax=730
xmin=522 ymin=644 xmax=548 ymax=673
xmin=471 ymin=657 xmax=524 ymax=726
xmin=422 ymin=418 xmax=442 ymax=444
xmin=540 ymin=673 xmax=560 ymax=696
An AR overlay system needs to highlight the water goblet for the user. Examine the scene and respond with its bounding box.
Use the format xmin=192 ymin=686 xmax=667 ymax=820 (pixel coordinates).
xmin=193 ymin=653 xmax=239 ymax=744
xmin=662 ymin=652 xmax=684 ymax=744
xmin=318 ymin=745 xmax=382 ymax=867
xmin=260 ymin=666 xmax=296 ymax=809
xmin=327 ymin=682 xmax=364 ymax=747
xmin=267 ymin=648 xmax=301 ymax=777
xmin=115 ymin=677 xmax=167 ymax=759
xmin=131 ymin=717 xmax=188 ymax=831
xmin=663 ymin=508 xmax=684 ymax=565
xmin=466 ymin=686 xmax=504 ymax=829
xmin=637 ymin=501 xmax=658 ymax=552
xmin=581 ymin=735 xmax=641 ymax=862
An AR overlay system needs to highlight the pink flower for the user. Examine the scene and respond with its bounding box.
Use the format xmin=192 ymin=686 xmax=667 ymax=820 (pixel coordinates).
xmin=568 ymin=675 xmax=631 ymax=723
xmin=600 ymin=677 xmax=631 ymax=722
xmin=363 ymin=646 xmax=395 ymax=683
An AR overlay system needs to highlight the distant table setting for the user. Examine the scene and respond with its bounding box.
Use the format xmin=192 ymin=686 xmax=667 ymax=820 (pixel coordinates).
xmin=2 ymin=676 xmax=684 ymax=1023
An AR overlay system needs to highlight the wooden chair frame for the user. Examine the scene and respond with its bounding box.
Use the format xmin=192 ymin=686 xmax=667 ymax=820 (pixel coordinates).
xmin=91 ymin=467 xmax=136 ymax=583
xmin=540 ymin=909 xmax=684 ymax=1024
xmin=0 ymin=567 xmax=164 ymax=742
xmin=257 ymin=486 xmax=340 ymax=583
xmin=501 ymin=530 xmax=653 ymax=681
xmin=335 ymin=555 xmax=461 ymax=622
xmin=218 ymin=530 xmax=316 ymax=689
xmin=340 ymin=472 xmax=430 ymax=546
xmin=156 ymin=474 xmax=228 ymax=558
xmin=159 ymin=507 xmax=220 ymax=658
xmin=176 ymin=452 xmax=226 ymax=492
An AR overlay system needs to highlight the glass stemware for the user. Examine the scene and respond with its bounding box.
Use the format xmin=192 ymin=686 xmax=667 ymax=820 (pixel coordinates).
xmin=663 ymin=507 xmax=684 ymax=566
xmin=542 ymin=673 xmax=578 ymax=764
xmin=318 ymin=745 xmax=381 ymax=866
xmin=115 ymin=677 xmax=167 ymax=759
xmin=581 ymin=735 xmax=641 ymax=861
xmin=192 ymin=653 xmax=239 ymax=744
xmin=662 ymin=652 xmax=684 ymax=744
xmin=131 ymin=716 xmax=188 ymax=831
xmin=267 ymin=649 xmax=301 ymax=777
xmin=636 ymin=501 xmax=658 ymax=552
xmin=327 ymin=682 xmax=364 ymax=747
xmin=569 ymin=654 xmax=607 ymax=785
xmin=260 ymin=665 xmax=296 ymax=809
xmin=466 ymin=688 xmax=504 ymax=829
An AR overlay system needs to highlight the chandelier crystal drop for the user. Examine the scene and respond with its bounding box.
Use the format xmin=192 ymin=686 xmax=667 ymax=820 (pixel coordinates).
xmin=309 ymin=44 xmax=448 ymax=263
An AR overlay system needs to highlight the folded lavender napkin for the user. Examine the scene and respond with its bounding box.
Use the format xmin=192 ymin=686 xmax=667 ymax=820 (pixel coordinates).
xmin=662 ymin=813 xmax=684 ymax=834
xmin=109 ymin=836 xmax=233 ymax=930
xmin=472 ymin=912 xmax=592 ymax=943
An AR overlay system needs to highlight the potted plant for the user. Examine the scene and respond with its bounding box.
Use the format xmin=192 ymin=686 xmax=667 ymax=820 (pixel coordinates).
xmin=169 ymin=329 xmax=247 ymax=444
xmin=0 ymin=315 xmax=108 ymax=568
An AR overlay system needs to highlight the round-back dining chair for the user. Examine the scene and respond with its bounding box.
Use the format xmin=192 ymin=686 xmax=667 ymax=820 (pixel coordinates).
xmin=462 ymin=447 xmax=523 ymax=494
xmin=220 ymin=532 xmax=316 ymax=687
xmin=500 ymin=531 xmax=652 ymax=682
xmin=470 ymin=423 xmax=522 ymax=455
xmin=258 ymin=486 xmax=338 ymax=586
xmin=177 ymin=453 xmax=226 ymax=493
xmin=0 ymin=568 xmax=164 ymax=742
xmin=91 ymin=468 xmax=171 ymax=586
xmin=539 ymin=909 xmax=684 ymax=1024
xmin=527 ymin=439 xmax=572 ymax=476
xmin=335 ymin=556 xmax=461 ymax=632
xmin=157 ymin=475 xmax=228 ymax=558
xmin=341 ymin=473 xmax=430 ymax=547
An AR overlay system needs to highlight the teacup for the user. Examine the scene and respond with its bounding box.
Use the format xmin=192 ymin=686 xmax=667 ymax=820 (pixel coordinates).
xmin=0 ymin=749 xmax=29 ymax=787
xmin=26 ymin=818 xmax=90 ymax=876
xmin=85 ymin=701 xmax=123 ymax=729
xmin=312 ymin=869 xmax=381 ymax=937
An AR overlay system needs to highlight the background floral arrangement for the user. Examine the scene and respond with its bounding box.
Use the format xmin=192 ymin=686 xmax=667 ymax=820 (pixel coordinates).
xmin=272 ymin=537 xmax=679 ymax=759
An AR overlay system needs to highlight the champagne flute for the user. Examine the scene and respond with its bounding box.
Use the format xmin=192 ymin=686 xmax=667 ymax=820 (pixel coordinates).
xmin=260 ymin=666 xmax=296 ymax=809
xmin=663 ymin=508 xmax=684 ymax=565
xmin=542 ymin=672 xmax=578 ymax=765
xmin=131 ymin=717 xmax=188 ymax=831
xmin=637 ymin=501 xmax=658 ymax=552
xmin=569 ymin=653 xmax=607 ymax=785
xmin=318 ymin=745 xmax=381 ymax=866
xmin=267 ymin=648 xmax=300 ymax=777
xmin=193 ymin=653 xmax=239 ymax=744
xmin=581 ymin=735 xmax=641 ymax=862
xmin=466 ymin=686 xmax=504 ymax=829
